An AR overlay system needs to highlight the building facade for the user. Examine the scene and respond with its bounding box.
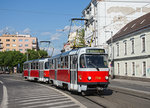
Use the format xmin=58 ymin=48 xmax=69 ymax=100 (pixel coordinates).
xmin=107 ymin=12 xmax=150 ymax=80
xmin=0 ymin=34 xmax=38 ymax=53
xmin=82 ymin=0 xmax=150 ymax=47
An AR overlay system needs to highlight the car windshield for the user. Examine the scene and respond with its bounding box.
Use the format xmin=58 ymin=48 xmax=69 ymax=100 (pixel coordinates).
xmin=80 ymin=54 xmax=108 ymax=68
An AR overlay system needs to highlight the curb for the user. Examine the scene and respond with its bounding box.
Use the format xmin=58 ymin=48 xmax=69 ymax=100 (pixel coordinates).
xmin=109 ymin=85 xmax=150 ymax=100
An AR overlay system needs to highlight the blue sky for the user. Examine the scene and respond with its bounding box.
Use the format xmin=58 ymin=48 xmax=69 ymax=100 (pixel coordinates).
xmin=0 ymin=0 xmax=91 ymax=55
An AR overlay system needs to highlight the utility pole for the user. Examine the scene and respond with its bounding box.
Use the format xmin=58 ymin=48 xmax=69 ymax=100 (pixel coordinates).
xmin=105 ymin=31 xmax=114 ymax=79
xmin=40 ymin=41 xmax=52 ymax=57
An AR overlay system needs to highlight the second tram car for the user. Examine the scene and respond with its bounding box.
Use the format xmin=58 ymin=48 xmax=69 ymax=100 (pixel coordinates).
xmin=49 ymin=47 xmax=109 ymax=92
xmin=23 ymin=58 xmax=50 ymax=82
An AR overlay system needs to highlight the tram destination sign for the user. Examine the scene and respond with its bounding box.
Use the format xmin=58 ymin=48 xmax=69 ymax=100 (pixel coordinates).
xmin=86 ymin=49 xmax=105 ymax=54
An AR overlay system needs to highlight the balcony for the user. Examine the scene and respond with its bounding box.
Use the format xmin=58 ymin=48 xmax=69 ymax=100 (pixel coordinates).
xmin=32 ymin=41 xmax=37 ymax=44
xmin=32 ymin=45 xmax=37 ymax=49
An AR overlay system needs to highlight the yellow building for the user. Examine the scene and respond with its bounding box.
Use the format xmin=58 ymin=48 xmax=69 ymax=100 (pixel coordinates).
xmin=0 ymin=34 xmax=38 ymax=53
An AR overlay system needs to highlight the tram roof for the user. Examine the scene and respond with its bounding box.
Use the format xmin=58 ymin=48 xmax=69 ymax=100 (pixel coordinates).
xmin=50 ymin=47 xmax=103 ymax=59
xmin=24 ymin=58 xmax=49 ymax=64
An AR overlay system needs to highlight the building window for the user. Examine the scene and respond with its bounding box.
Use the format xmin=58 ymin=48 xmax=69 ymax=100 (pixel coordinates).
xmin=124 ymin=42 xmax=127 ymax=55
xmin=25 ymin=44 xmax=28 ymax=47
xmin=131 ymin=39 xmax=134 ymax=54
xmin=117 ymin=63 xmax=120 ymax=75
xmin=12 ymin=39 xmax=16 ymax=42
xmin=12 ymin=44 xmax=16 ymax=47
xmin=6 ymin=39 xmax=10 ymax=42
xmin=6 ymin=49 xmax=10 ymax=51
xmin=19 ymin=44 xmax=23 ymax=47
xmin=32 ymin=39 xmax=36 ymax=43
xmin=6 ymin=44 xmax=10 ymax=47
xmin=132 ymin=62 xmax=135 ymax=76
xmin=19 ymin=39 xmax=23 ymax=42
xmin=143 ymin=61 xmax=146 ymax=76
xmin=19 ymin=49 xmax=23 ymax=52
xmin=25 ymin=39 xmax=29 ymax=42
xmin=12 ymin=49 xmax=16 ymax=51
xmin=116 ymin=43 xmax=119 ymax=56
xmin=125 ymin=63 xmax=127 ymax=75
xmin=142 ymin=37 xmax=145 ymax=52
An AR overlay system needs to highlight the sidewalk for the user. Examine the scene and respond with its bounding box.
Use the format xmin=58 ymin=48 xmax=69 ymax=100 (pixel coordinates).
xmin=108 ymin=78 xmax=150 ymax=99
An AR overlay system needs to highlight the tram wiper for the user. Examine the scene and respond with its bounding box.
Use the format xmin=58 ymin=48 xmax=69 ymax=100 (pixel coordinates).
xmin=88 ymin=61 xmax=99 ymax=71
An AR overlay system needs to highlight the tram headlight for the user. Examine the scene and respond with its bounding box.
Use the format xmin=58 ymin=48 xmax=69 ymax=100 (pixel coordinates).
xmin=88 ymin=76 xmax=92 ymax=81
xmin=105 ymin=76 xmax=109 ymax=80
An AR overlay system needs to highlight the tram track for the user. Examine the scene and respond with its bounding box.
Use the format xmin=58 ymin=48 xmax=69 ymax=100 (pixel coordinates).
xmin=82 ymin=95 xmax=107 ymax=108
xmin=109 ymin=86 xmax=150 ymax=101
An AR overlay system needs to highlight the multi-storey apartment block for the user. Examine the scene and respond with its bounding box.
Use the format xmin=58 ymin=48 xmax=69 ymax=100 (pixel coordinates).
xmin=0 ymin=34 xmax=38 ymax=53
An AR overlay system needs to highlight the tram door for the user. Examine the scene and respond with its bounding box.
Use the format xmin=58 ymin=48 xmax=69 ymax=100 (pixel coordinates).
xmin=39 ymin=62 xmax=44 ymax=80
xmin=70 ymin=55 xmax=78 ymax=89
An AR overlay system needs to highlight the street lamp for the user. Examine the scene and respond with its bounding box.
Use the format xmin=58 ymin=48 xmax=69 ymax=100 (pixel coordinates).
xmin=105 ymin=31 xmax=114 ymax=79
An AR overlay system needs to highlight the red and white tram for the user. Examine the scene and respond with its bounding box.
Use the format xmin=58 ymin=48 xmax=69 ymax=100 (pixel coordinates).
xmin=23 ymin=58 xmax=50 ymax=82
xmin=49 ymin=47 xmax=109 ymax=92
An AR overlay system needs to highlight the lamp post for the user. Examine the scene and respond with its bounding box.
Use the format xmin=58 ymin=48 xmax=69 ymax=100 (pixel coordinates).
xmin=105 ymin=31 xmax=114 ymax=79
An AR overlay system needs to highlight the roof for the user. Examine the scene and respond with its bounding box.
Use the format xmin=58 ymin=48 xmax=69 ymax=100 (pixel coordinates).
xmin=107 ymin=12 xmax=150 ymax=44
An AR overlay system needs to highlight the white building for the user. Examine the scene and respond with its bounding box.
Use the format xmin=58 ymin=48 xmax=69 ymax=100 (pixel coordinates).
xmin=82 ymin=0 xmax=150 ymax=47
xmin=107 ymin=12 xmax=150 ymax=80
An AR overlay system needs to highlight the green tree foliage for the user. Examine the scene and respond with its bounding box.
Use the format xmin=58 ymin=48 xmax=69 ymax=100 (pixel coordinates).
xmin=71 ymin=29 xmax=86 ymax=49
xmin=77 ymin=29 xmax=86 ymax=47
xmin=26 ymin=49 xmax=48 ymax=61
xmin=0 ymin=49 xmax=48 ymax=73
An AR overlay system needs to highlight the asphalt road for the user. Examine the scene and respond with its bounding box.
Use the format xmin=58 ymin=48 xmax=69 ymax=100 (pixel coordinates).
xmin=0 ymin=82 xmax=3 ymax=104
xmin=1 ymin=74 xmax=150 ymax=108
xmin=0 ymin=74 xmax=85 ymax=108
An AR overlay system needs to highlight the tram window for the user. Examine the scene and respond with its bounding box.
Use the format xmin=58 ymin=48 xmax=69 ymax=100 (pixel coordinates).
xmin=31 ymin=63 xmax=33 ymax=69
xmin=24 ymin=64 xmax=28 ymax=69
xmin=50 ymin=60 xmax=52 ymax=69
xmin=55 ymin=59 xmax=57 ymax=69
xmin=50 ymin=59 xmax=54 ymax=69
xmin=64 ymin=56 xmax=68 ymax=68
xmin=45 ymin=62 xmax=50 ymax=69
xmin=57 ymin=58 xmax=61 ymax=68
xmin=52 ymin=59 xmax=54 ymax=69
xmin=33 ymin=63 xmax=36 ymax=69
xmin=61 ymin=57 xmax=64 ymax=68
xmin=36 ymin=63 xmax=38 ymax=69
xmin=80 ymin=54 xmax=108 ymax=68
xmin=80 ymin=55 xmax=86 ymax=68
xmin=23 ymin=64 xmax=26 ymax=69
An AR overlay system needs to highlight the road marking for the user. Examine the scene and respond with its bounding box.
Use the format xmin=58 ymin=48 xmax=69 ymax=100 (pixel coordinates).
xmin=22 ymin=101 xmax=76 ymax=108
xmin=40 ymin=84 xmax=87 ymax=108
xmin=16 ymin=95 xmax=67 ymax=103
xmin=0 ymin=80 xmax=3 ymax=84
xmin=20 ymin=98 xmax=70 ymax=106
xmin=0 ymin=81 xmax=8 ymax=108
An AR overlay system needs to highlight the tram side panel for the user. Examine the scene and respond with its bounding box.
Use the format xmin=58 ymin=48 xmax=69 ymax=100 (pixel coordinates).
xmin=57 ymin=69 xmax=70 ymax=83
xmin=30 ymin=70 xmax=39 ymax=80
xmin=23 ymin=70 xmax=28 ymax=79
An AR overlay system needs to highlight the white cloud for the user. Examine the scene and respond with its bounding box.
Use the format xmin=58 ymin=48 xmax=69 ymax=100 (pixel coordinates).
xmin=22 ymin=28 xmax=31 ymax=34
xmin=50 ymin=33 xmax=62 ymax=41
xmin=0 ymin=27 xmax=16 ymax=34
xmin=40 ymin=32 xmax=51 ymax=36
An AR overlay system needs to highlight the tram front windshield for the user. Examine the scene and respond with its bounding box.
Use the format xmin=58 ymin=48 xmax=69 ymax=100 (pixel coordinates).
xmin=80 ymin=54 xmax=108 ymax=68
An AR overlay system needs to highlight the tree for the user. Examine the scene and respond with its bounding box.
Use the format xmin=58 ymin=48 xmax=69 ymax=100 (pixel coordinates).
xmin=25 ymin=49 xmax=48 ymax=61
xmin=77 ymin=29 xmax=86 ymax=47
xmin=71 ymin=29 xmax=87 ymax=49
